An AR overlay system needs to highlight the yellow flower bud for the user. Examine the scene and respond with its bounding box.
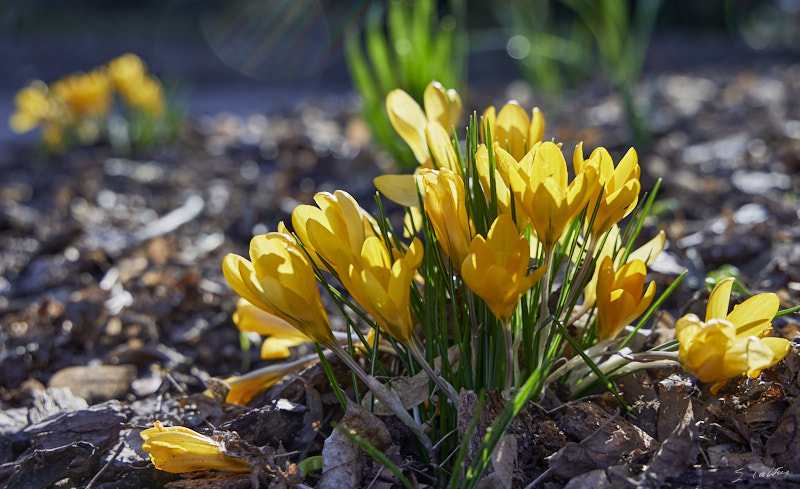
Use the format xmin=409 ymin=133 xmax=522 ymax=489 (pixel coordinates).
xmin=222 ymin=233 xmax=337 ymax=350
xmin=421 ymin=168 xmax=474 ymax=268
xmin=339 ymin=237 xmax=424 ymax=344
xmin=481 ymin=102 xmax=546 ymax=161
xmin=292 ymin=190 xmax=379 ymax=274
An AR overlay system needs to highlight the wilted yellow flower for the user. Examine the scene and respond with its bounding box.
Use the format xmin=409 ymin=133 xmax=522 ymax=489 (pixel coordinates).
xmin=482 ymin=102 xmax=545 ymax=161
xmin=140 ymin=421 xmax=251 ymax=473
xmin=339 ymin=237 xmax=423 ymax=344
xmin=574 ymin=144 xmax=641 ymax=236
xmin=291 ymin=190 xmax=379 ymax=274
xmin=220 ymin=353 xmax=320 ymax=405
xmin=234 ymin=298 xmax=311 ymax=359
xmin=676 ymin=278 xmax=790 ymax=393
xmin=222 ymin=232 xmax=337 ymax=350
xmin=386 ymin=81 xmax=462 ymax=165
xmin=52 ymin=70 xmax=112 ymax=119
xmin=595 ymin=256 xmax=656 ymax=340
xmin=461 ymin=215 xmax=545 ymax=322
xmin=421 ymin=167 xmax=474 ymax=268
xmin=505 ymin=141 xmax=595 ymax=249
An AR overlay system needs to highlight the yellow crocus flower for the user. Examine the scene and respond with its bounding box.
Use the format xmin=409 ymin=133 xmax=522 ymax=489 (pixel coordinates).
xmin=339 ymin=237 xmax=423 ymax=344
xmin=108 ymin=53 xmax=147 ymax=89
xmin=233 ymin=298 xmax=311 ymax=359
xmin=123 ymin=75 xmax=166 ymax=117
xmin=421 ymin=167 xmax=474 ymax=268
xmin=222 ymin=232 xmax=337 ymax=350
xmin=9 ymin=81 xmax=52 ymax=133
xmin=574 ymin=143 xmax=641 ymax=236
xmin=386 ymin=81 xmax=462 ymax=165
xmin=482 ymin=102 xmax=545 ymax=161
xmin=595 ymin=256 xmax=656 ymax=340
xmin=461 ymin=214 xmax=545 ymax=322
xmin=52 ymin=70 xmax=112 ymax=119
xmin=506 ymin=141 xmax=595 ymax=249
xmin=140 ymin=421 xmax=251 ymax=473
xmin=582 ymin=225 xmax=665 ymax=310
xmin=676 ymin=278 xmax=790 ymax=394
xmin=291 ymin=190 xmax=380 ymax=273
xmin=108 ymin=53 xmax=165 ymax=117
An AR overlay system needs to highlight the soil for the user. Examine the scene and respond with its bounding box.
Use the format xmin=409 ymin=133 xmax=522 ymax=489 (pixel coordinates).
xmin=2 ymin=50 xmax=800 ymax=488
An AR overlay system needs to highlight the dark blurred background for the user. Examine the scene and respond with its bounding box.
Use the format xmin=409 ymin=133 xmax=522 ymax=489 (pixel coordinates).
xmin=1 ymin=0 xmax=798 ymax=145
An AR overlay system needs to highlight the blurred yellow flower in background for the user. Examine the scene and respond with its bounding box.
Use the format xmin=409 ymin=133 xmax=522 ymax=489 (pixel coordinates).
xmin=52 ymin=70 xmax=112 ymax=119
xmin=141 ymin=421 xmax=251 ymax=473
xmin=461 ymin=214 xmax=545 ymax=322
xmin=109 ymin=53 xmax=166 ymax=117
xmin=9 ymin=81 xmax=53 ymax=133
xmin=595 ymin=256 xmax=655 ymax=340
xmin=222 ymin=233 xmax=337 ymax=350
xmin=676 ymin=278 xmax=790 ymax=393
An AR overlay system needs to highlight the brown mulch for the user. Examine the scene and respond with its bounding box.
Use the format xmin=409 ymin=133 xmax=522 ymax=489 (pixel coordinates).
xmin=1 ymin=60 xmax=800 ymax=488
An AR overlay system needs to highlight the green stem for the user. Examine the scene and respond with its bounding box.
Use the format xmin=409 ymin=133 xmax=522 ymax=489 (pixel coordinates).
xmin=330 ymin=343 xmax=433 ymax=452
xmin=501 ymin=319 xmax=514 ymax=398
xmin=408 ymin=337 xmax=460 ymax=404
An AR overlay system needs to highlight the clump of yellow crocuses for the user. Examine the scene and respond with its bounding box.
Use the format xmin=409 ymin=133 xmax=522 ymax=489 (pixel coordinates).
xmin=215 ymin=79 xmax=795 ymax=480
xmin=9 ymin=53 xmax=174 ymax=152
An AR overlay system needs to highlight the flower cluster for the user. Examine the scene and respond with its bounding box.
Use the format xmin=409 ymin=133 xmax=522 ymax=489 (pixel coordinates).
xmin=9 ymin=53 xmax=167 ymax=152
xmin=216 ymin=81 xmax=794 ymax=465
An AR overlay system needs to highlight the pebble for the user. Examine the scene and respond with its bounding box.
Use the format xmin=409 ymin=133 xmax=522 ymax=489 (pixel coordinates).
xmin=48 ymin=365 xmax=137 ymax=404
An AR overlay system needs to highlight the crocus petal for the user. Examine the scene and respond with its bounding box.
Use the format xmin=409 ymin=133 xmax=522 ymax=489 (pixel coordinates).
xmin=374 ymin=174 xmax=422 ymax=207
xmin=706 ymin=278 xmax=734 ymax=322
xmin=496 ymin=102 xmax=531 ymax=160
xmin=426 ymin=121 xmax=459 ymax=172
xmin=386 ymin=89 xmax=429 ymax=163
xmin=529 ymin=107 xmax=545 ymax=144
xmin=727 ymin=293 xmax=780 ymax=338
xmin=626 ymin=231 xmax=666 ymax=266
xmin=424 ymin=81 xmax=451 ymax=129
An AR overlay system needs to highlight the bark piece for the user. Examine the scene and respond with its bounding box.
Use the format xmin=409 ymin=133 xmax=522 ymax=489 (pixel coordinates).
xmin=765 ymin=399 xmax=800 ymax=472
xmin=1 ymin=441 xmax=95 ymax=489
xmin=24 ymin=399 xmax=133 ymax=451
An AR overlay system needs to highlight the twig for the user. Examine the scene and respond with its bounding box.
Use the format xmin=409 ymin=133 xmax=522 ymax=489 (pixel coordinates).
xmin=84 ymin=442 xmax=124 ymax=489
